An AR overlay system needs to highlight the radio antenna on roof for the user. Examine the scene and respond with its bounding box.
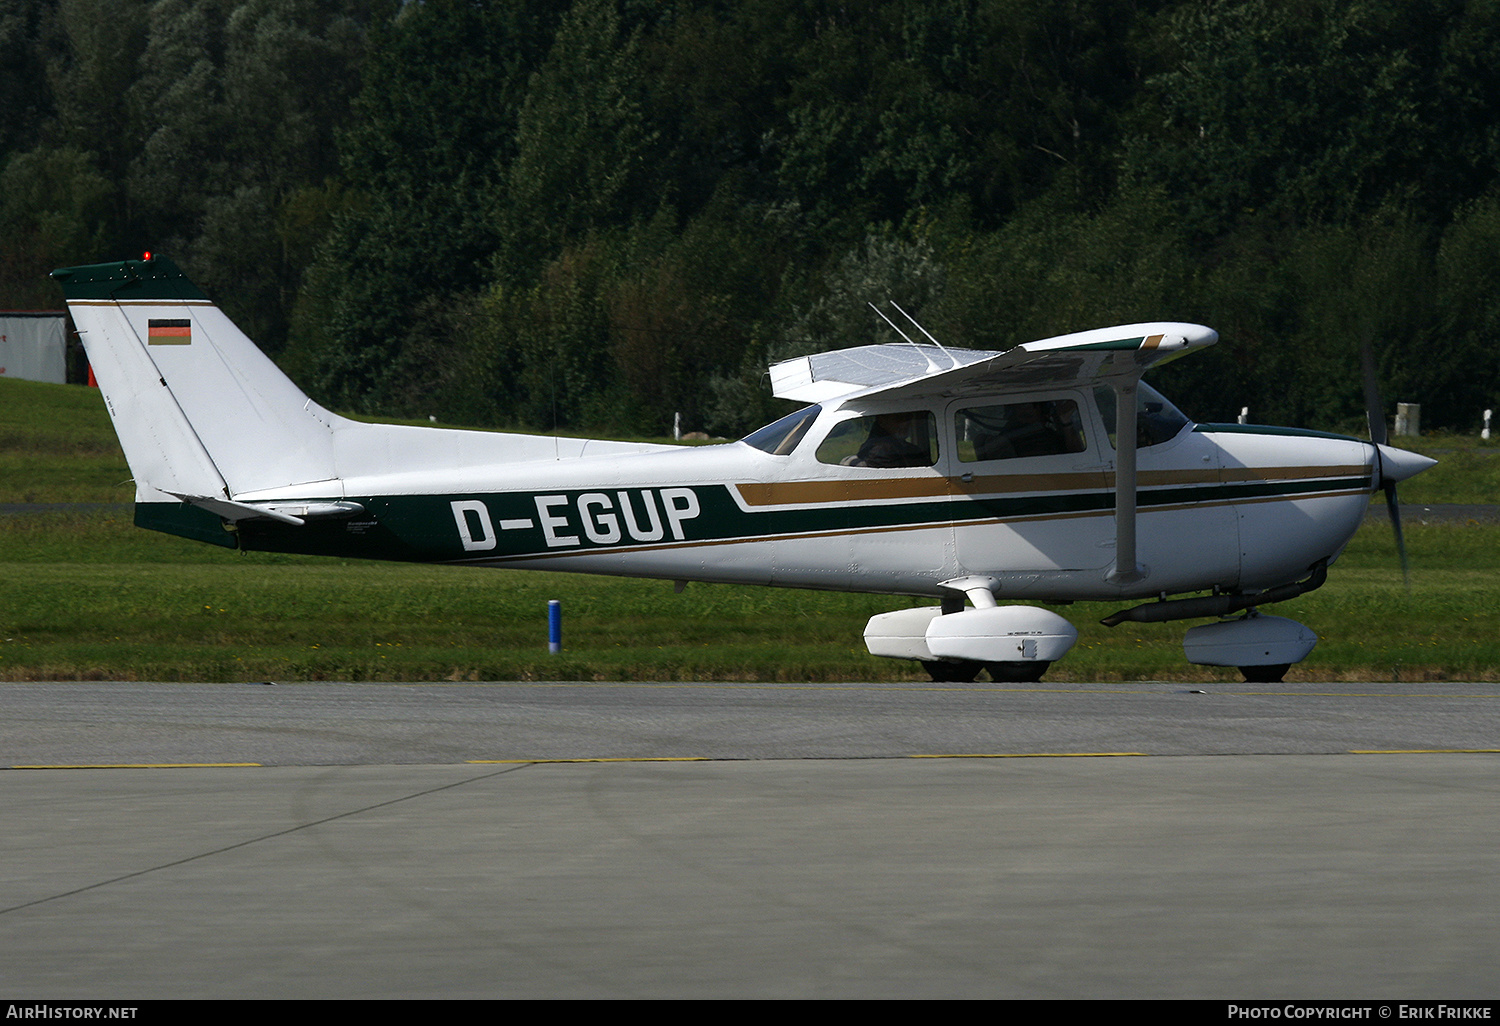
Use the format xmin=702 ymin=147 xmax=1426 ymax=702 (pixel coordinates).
xmin=868 ymin=302 xmax=943 ymax=374
xmin=892 ymin=302 xmax=958 ymax=368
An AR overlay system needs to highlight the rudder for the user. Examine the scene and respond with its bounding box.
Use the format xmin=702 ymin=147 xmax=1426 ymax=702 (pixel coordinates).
xmin=52 ymin=256 xmax=339 ymax=504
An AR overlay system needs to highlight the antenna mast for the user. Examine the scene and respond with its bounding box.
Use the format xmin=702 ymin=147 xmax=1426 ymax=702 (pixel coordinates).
xmin=868 ymin=302 xmax=941 ymax=374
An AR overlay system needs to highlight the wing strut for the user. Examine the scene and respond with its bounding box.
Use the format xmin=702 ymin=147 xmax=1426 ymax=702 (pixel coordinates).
xmin=1107 ymin=355 xmax=1144 ymax=585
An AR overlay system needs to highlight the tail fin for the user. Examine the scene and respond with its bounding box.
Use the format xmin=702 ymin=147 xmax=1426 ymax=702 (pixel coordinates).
xmin=51 ymin=257 xmax=677 ymax=544
xmin=52 ymin=256 xmax=339 ymax=506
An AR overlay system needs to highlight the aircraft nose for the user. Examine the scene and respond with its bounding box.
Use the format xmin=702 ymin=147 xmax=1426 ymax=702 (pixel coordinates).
xmin=1375 ymin=443 xmax=1437 ymax=485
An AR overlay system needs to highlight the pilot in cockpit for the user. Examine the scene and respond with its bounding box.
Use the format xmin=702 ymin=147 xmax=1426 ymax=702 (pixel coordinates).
xmin=970 ymin=401 xmax=1084 ymax=461
xmin=853 ymin=412 xmax=931 ymax=468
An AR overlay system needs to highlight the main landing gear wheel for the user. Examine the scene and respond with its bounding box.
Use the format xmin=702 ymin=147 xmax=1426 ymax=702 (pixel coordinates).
xmin=922 ymin=660 xmax=982 ymax=683
xmin=985 ymin=661 xmax=1050 ymax=684
xmin=922 ymin=660 xmax=1052 ymax=683
xmin=1239 ymin=664 xmax=1290 ymax=683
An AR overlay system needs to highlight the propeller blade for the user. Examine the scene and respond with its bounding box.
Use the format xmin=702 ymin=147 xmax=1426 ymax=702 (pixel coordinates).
xmin=1360 ymin=339 xmax=1387 ymax=446
xmin=1384 ymin=479 xmax=1411 ymax=592
xmin=1363 ymin=339 xmax=1410 ymax=592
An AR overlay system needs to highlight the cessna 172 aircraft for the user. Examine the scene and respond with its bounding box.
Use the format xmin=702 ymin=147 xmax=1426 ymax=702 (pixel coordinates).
xmin=53 ymin=255 xmax=1434 ymax=683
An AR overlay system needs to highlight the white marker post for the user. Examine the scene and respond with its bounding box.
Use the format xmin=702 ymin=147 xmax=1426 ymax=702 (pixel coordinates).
xmin=1395 ymin=402 xmax=1420 ymax=436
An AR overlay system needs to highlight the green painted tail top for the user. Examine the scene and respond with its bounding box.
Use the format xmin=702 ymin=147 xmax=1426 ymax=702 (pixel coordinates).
xmin=51 ymin=256 xmax=208 ymax=302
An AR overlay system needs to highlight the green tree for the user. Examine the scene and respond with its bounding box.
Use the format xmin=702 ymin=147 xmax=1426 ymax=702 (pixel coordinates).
xmin=1430 ymin=196 xmax=1500 ymax=430
xmin=45 ymin=0 xmax=150 ymax=194
xmin=0 ymin=145 xmax=113 ymax=305
xmin=302 ymin=0 xmax=559 ymax=412
xmin=198 ymin=0 xmax=380 ymax=348
xmin=1123 ymin=0 xmax=1482 ymax=238
xmin=0 ymin=0 xmax=57 ymax=159
xmin=499 ymin=0 xmax=662 ymax=279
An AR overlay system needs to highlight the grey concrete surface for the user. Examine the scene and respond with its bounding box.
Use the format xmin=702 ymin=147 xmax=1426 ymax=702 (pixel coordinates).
xmin=4 ymin=679 xmax=1499 ymax=765
xmin=0 ymin=681 xmax=1496 ymax=999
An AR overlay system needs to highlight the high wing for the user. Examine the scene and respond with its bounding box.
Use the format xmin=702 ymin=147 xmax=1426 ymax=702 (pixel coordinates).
xmin=770 ymin=322 xmax=1218 ymax=403
xmin=771 ymin=320 xmax=1219 ymax=589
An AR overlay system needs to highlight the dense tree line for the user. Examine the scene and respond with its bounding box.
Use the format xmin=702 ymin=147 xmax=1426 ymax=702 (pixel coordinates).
xmin=5 ymin=0 xmax=1500 ymax=435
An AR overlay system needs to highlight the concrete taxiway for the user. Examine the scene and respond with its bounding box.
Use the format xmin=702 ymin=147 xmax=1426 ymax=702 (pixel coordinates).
xmin=1 ymin=679 xmax=1497 ymax=998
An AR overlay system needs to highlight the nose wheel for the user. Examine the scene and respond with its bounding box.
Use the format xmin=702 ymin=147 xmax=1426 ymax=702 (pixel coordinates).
xmin=1184 ymin=613 xmax=1315 ymax=683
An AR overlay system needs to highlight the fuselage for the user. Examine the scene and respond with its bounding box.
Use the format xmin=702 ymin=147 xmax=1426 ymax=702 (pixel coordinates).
xmin=202 ymin=386 xmax=1384 ymax=603
xmin=50 ymin=256 xmax=1413 ymax=611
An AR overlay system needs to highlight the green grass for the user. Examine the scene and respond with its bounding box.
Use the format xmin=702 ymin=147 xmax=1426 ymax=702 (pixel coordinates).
xmin=3 ymin=377 xmax=1498 ymax=682
xmin=1394 ymin=432 xmax=1500 ymax=505
xmin=0 ymin=509 xmax=905 ymax=681
xmin=3 ymin=509 xmax=1497 ymax=682
xmin=0 ymin=378 xmax=133 ymax=502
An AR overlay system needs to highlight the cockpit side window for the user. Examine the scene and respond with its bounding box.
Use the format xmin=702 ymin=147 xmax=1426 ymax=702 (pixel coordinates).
xmin=741 ymin=405 xmax=821 ymax=455
xmin=1093 ymin=383 xmax=1191 ymax=449
xmin=954 ymin=399 xmax=1087 ymax=462
xmin=815 ymin=410 xmax=938 ymax=468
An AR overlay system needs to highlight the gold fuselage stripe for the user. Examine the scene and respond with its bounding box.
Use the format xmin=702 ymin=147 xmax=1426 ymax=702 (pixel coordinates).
xmin=476 ymin=485 xmax=1369 ymax=565
xmin=733 ymin=465 xmax=1369 ymax=507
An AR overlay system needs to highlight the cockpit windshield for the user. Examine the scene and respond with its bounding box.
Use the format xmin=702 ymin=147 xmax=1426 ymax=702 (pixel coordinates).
xmin=741 ymin=405 xmax=821 ymax=455
xmin=1093 ymin=383 xmax=1191 ymax=449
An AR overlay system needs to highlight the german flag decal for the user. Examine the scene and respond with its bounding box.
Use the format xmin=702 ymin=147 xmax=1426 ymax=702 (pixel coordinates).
xmin=148 ymin=318 xmax=191 ymax=345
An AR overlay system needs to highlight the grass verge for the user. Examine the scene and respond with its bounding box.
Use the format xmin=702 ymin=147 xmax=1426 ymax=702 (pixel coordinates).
xmin=3 ymin=509 xmax=1497 ymax=682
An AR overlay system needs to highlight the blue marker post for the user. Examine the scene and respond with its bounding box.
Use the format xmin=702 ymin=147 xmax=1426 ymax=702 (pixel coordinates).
xmin=548 ymin=599 xmax=562 ymax=653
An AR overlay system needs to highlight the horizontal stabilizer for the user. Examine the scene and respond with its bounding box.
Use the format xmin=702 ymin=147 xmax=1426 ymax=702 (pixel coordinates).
xmin=168 ymin=493 xmax=365 ymax=526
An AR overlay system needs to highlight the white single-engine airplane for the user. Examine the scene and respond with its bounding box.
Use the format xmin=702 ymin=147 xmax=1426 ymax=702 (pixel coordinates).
xmin=53 ymin=255 xmax=1434 ymax=682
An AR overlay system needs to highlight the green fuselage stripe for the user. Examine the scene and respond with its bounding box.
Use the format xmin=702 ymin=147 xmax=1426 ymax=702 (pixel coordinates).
xmin=135 ymin=472 xmax=1372 ymax=564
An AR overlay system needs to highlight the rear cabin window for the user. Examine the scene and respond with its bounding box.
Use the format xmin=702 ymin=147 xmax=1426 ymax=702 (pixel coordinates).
xmin=954 ymin=399 xmax=1087 ymax=462
xmin=815 ymin=411 xmax=938 ymax=468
